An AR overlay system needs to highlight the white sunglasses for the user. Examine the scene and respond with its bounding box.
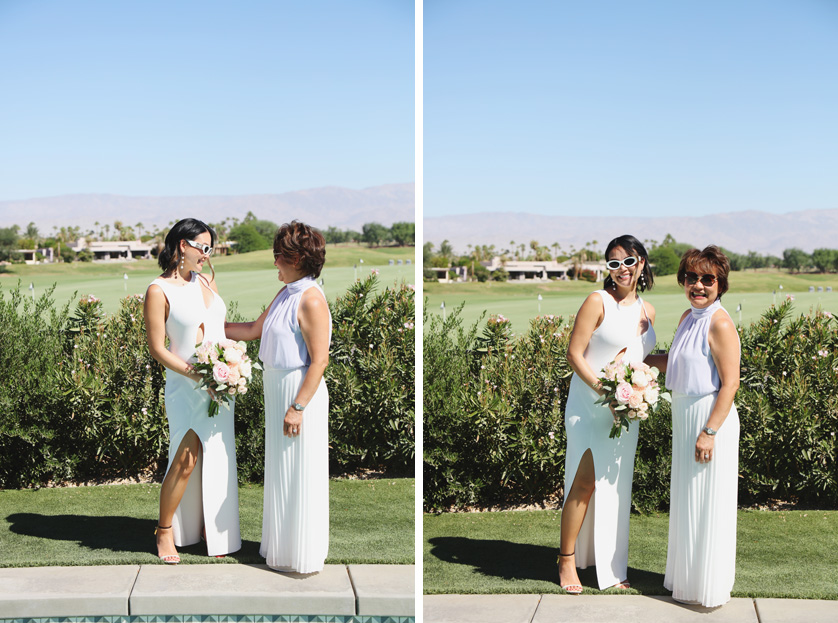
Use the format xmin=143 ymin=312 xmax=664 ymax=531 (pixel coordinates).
xmin=184 ymin=239 xmax=214 ymax=256
xmin=606 ymin=256 xmax=639 ymax=270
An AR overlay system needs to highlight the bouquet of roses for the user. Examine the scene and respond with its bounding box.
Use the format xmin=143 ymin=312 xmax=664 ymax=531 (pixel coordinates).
xmin=192 ymin=339 xmax=262 ymax=417
xmin=595 ymin=359 xmax=670 ymax=438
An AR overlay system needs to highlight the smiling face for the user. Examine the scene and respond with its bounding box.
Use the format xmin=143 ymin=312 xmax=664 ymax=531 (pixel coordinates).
xmin=683 ymin=261 xmax=719 ymax=309
xmin=607 ymin=245 xmax=644 ymax=292
xmin=179 ymin=231 xmax=212 ymax=273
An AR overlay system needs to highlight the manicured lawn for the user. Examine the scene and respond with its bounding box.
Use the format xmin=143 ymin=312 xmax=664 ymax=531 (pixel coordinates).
xmin=0 ymin=244 xmax=416 ymax=319
xmin=0 ymin=478 xmax=414 ymax=567
xmin=425 ymin=270 xmax=838 ymax=341
xmin=424 ymin=508 xmax=838 ymax=599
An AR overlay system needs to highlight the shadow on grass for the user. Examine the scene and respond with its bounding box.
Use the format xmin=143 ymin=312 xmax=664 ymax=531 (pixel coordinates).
xmin=427 ymin=536 xmax=666 ymax=593
xmin=7 ymin=513 xmax=263 ymax=563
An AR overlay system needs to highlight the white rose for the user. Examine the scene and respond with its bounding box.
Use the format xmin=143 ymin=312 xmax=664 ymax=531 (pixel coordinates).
xmin=644 ymin=386 xmax=660 ymax=404
xmin=223 ymin=347 xmax=243 ymax=364
xmin=631 ymin=370 xmax=650 ymax=388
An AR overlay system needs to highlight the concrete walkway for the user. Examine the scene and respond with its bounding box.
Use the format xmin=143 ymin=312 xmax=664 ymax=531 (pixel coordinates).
xmin=0 ymin=563 xmax=414 ymax=618
xmin=424 ymin=594 xmax=838 ymax=623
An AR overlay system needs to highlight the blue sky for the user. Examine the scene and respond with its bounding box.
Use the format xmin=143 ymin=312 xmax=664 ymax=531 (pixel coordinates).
xmin=424 ymin=0 xmax=838 ymax=218
xmin=0 ymin=0 xmax=414 ymax=201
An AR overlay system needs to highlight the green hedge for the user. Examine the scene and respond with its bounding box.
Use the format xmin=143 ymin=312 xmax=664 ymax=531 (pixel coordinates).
xmin=0 ymin=275 xmax=414 ymax=488
xmin=423 ymin=299 xmax=838 ymax=512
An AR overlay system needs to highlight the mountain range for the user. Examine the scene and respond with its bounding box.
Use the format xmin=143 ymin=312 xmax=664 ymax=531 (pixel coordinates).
xmin=424 ymin=209 xmax=838 ymax=257
xmin=0 ymin=183 xmax=414 ymax=234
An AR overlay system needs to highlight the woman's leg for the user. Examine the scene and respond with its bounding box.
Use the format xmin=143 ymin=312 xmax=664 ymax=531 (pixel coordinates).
xmin=559 ymin=448 xmax=595 ymax=587
xmin=156 ymin=429 xmax=201 ymax=559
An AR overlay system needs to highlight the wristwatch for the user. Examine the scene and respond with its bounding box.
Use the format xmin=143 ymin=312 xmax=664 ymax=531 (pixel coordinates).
xmin=702 ymin=426 xmax=718 ymax=436
xmin=292 ymin=402 xmax=305 ymax=412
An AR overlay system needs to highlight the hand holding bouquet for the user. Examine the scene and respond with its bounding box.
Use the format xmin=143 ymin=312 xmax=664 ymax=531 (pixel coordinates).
xmin=192 ymin=339 xmax=262 ymax=416
xmin=595 ymin=359 xmax=670 ymax=438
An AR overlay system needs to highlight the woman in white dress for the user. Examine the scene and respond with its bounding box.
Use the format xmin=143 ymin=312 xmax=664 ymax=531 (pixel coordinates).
xmin=646 ymin=246 xmax=740 ymax=607
xmin=559 ymin=234 xmax=656 ymax=593
xmin=226 ymin=221 xmax=331 ymax=573
xmin=144 ymin=218 xmax=242 ymax=564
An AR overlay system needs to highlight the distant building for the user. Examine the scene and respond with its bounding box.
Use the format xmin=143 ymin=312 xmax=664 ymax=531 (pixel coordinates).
xmin=213 ymin=242 xmax=234 ymax=256
xmin=69 ymin=239 xmax=153 ymax=261
xmin=429 ymin=265 xmax=469 ymax=283
xmin=17 ymin=247 xmax=55 ymax=264
xmin=482 ymin=257 xmax=606 ymax=282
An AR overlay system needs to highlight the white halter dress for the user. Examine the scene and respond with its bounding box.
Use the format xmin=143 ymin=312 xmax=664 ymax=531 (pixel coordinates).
xmin=563 ymin=290 xmax=655 ymax=589
xmin=664 ymin=299 xmax=740 ymax=607
xmin=259 ymin=276 xmax=331 ymax=573
xmin=149 ymin=273 xmax=241 ymax=556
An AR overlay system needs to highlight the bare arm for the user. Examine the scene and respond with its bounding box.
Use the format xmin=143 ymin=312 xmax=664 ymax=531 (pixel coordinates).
xmin=143 ymin=284 xmax=202 ymax=382
xmin=696 ymin=309 xmax=741 ymax=461
xmin=225 ymin=290 xmax=283 ymax=341
xmin=645 ymin=300 xmax=657 ymax=327
xmin=282 ymin=288 xmax=331 ymax=437
xmin=566 ymin=293 xmax=606 ymax=394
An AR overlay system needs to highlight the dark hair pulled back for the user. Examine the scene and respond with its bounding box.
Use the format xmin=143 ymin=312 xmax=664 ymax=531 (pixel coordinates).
xmin=603 ymin=234 xmax=654 ymax=293
xmin=158 ymin=218 xmax=216 ymax=272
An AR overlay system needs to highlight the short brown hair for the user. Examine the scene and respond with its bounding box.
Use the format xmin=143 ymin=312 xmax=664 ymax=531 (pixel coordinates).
xmin=273 ymin=220 xmax=326 ymax=278
xmin=677 ymin=245 xmax=730 ymax=298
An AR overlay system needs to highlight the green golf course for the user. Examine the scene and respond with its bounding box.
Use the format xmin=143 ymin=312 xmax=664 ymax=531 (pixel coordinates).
xmin=0 ymin=244 xmax=417 ymax=319
xmin=425 ymin=270 xmax=838 ymax=342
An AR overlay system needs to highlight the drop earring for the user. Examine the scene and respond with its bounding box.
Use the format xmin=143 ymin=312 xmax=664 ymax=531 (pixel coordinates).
xmin=640 ymin=273 xmax=646 ymax=288
xmin=179 ymin=252 xmax=185 ymax=275
xmin=611 ymin=280 xmax=617 ymax=291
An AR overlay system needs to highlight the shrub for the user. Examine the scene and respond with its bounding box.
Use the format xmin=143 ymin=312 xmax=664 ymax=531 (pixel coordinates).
xmin=0 ymin=286 xmax=70 ymax=487
xmin=327 ymin=276 xmax=415 ymax=474
xmin=491 ymin=267 xmax=509 ymax=282
xmin=56 ymin=294 xmax=168 ymax=479
xmin=229 ymin=223 xmax=270 ymax=253
xmin=737 ymin=299 xmax=838 ymax=507
xmin=424 ymin=299 xmax=838 ymax=512
xmin=424 ymin=306 xmax=573 ymax=510
xmin=473 ymin=264 xmax=491 ymax=282
xmin=0 ymin=276 xmax=415 ymax=488
xmin=579 ymin=269 xmax=597 ymax=282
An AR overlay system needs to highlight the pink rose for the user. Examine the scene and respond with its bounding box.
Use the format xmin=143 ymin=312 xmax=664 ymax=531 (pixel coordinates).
xmin=212 ymin=362 xmax=230 ymax=384
xmin=628 ymin=390 xmax=644 ymax=409
xmin=615 ymin=382 xmax=633 ymax=404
